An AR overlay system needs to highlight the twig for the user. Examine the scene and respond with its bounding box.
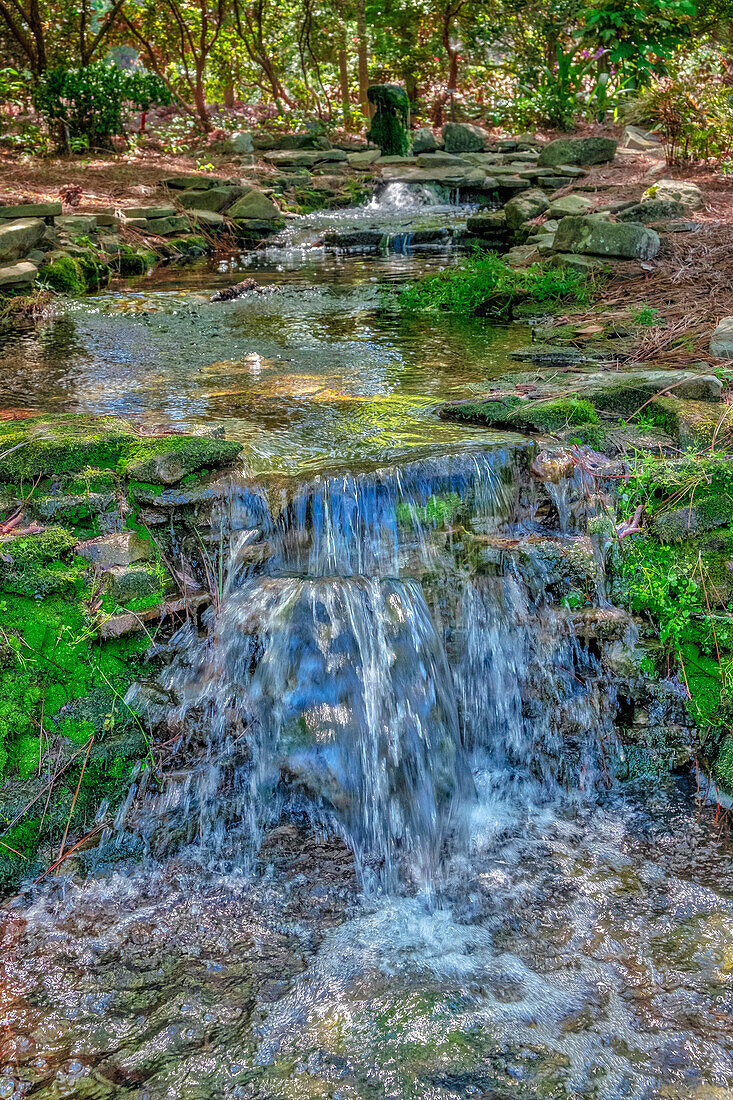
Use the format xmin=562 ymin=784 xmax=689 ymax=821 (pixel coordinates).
xmin=57 ymin=736 xmax=94 ymax=861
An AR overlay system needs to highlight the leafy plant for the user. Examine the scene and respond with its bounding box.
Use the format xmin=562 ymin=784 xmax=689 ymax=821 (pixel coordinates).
xmin=33 ymin=63 xmax=171 ymax=150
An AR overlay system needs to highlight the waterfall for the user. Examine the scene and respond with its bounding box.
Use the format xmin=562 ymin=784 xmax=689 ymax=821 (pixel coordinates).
xmin=125 ymin=442 xmax=620 ymax=893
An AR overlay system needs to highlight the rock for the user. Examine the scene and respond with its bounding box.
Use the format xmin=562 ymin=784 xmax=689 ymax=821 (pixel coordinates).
xmin=0 ymin=202 xmax=62 ymax=219
xmin=211 ymin=278 xmax=259 ymax=302
xmin=554 ymin=165 xmax=588 ymax=178
xmin=119 ymin=436 xmax=242 ymax=485
xmin=548 ymin=193 xmax=595 ymax=218
xmin=651 ymin=396 xmax=729 ymax=449
xmin=163 ymin=174 xmax=220 ymax=190
xmin=102 ymin=563 xmax=170 ymax=605
xmin=552 ymin=214 xmax=660 ymax=260
xmin=505 ymin=244 xmax=539 ymax=266
xmin=187 ymin=209 xmax=226 ymax=228
xmin=77 ymin=531 xmax=154 ymax=568
xmin=346 ymin=148 xmax=381 ymax=167
xmin=549 ymin=253 xmax=606 ymax=275
xmin=145 ymin=216 xmax=189 ymax=236
xmin=711 ymin=317 xmax=733 ymax=359
xmin=616 ymin=199 xmax=685 ymax=223
xmin=0 ymin=260 xmax=37 ymax=289
xmin=0 ymin=218 xmax=46 ymax=261
xmin=228 ymin=131 xmax=254 ymax=154
xmin=537 ymin=137 xmax=617 ymax=167
xmin=642 ymin=179 xmax=704 ymax=211
xmin=503 ymin=188 xmax=549 ymax=229
xmin=262 ymin=149 xmax=348 ymax=167
xmin=416 ymin=152 xmax=467 ymax=167
xmin=178 ymin=186 xmax=244 ymax=212
xmin=653 ymin=493 xmax=733 ymax=543
xmin=123 ymin=205 xmax=176 ymax=220
xmin=442 ymin=122 xmax=491 ymax=153
xmin=54 ymin=214 xmax=97 ymax=238
xmin=227 ymin=189 xmax=282 ymax=222
xmin=411 ymin=127 xmax=438 ymax=153
xmin=536 ymin=176 xmax=574 ymax=189
xmin=621 ymin=125 xmax=664 ymax=154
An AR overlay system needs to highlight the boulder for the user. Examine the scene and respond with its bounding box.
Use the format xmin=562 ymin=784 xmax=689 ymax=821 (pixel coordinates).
xmin=145 ymin=216 xmax=189 ymax=236
xmin=442 ymin=122 xmax=491 ymax=153
xmin=537 ymin=137 xmax=617 ymax=167
xmin=227 ymin=189 xmax=282 ymax=222
xmin=552 ymin=214 xmax=660 ymax=260
xmin=178 ymin=187 xmax=244 ymax=212
xmin=55 ymin=214 xmax=98 ymax=239
xmin=77 ymin=531 xmax=154 ymax=568
xmin=503 ymin=187 xmax=549 ymax=229
xmin=642 ymin=179 xmax=704 ymax=211
xmin=548 ymin=193 xmax=595 ymax=218
xmin=187 ymin=209 xmax=226 ymax=228
xmin=616 ymin=199 xmax=685 ymax=223
xmin=0 ymin=260 xmax=37 ymax=289
xmin=710 ymin=317 xmax=733 ymax=360
xmin=411 ymin=127 xmax=438 ymax=153
xmin=0 ymin=218 xmax=46 ymax=261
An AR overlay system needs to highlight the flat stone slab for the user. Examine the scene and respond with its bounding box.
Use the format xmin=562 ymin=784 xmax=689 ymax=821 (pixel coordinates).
xmin=0 ymin=218 xmax=46 ymax=261
xmin=0 ymin=259 xmax=37 ymax=288
xmin=123 ymin=205 xmax=176 ymax=219
xmin=263 ymin=149 xmax=347 ymax=166
xmin=0 ymin=202 xmax=62 ymax=218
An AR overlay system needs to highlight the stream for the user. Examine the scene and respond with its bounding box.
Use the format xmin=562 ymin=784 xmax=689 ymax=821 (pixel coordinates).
xmin=1 ymin=195 xmax=733 ymax=1100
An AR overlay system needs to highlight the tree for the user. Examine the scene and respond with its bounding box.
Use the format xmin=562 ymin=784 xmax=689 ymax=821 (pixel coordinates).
xmin=0 ymin=0 xmax=127 ymax=77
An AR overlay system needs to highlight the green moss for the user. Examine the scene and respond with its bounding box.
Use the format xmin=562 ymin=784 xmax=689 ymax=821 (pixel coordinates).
xmin=442 ymin=395 xmax=524 ymax=426
xmin=118 ymin=435 xmax=242 ymax=484
xmin=647 ymin=397 xmax=729 ymax=450
xmin=367 ymin=84 xmax=411 ymax=156
xmin=715 ymin=735 xmax=733 ymax=792
xmin=2 ymin=525 xmax=77 ymax=566
xmin=510 ymin=398 xmax=598 ymax=433
xmin=42 ymin=255 xmax=86 ymax=294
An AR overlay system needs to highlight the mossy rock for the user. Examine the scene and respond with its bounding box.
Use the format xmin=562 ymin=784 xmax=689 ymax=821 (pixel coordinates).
xmin=0 ymin=416 xmax=242 ymax=486
xmin=645 ymin=397 xmax=730 ymax=450
xmin=715 ymin=735 xmax=733 ymax=792
xmin=440 ymin=395 xmax=598 ymax=435
xmin=651 ymin=493 xmax=733 ymax=543
xmin=42 ymin=254 xmax=87 ymax=294
xmin=118 ymin=435 xmax=242 ymax=485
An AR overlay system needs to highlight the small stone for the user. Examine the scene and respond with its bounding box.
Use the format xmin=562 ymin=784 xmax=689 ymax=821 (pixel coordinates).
xmin=710 ymin=317 xmax=733 ymax=360
xmin=621 ymin=124 xmax=664 ymax=154
xmin=549 ymin=253 xmax=605 ymax=275
xmin=505 ymin=244 xmax=539 ymax=266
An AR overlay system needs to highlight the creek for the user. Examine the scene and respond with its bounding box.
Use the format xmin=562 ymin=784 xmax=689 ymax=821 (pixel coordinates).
xmin=1 ymin=195 xmax=733 ymax=1100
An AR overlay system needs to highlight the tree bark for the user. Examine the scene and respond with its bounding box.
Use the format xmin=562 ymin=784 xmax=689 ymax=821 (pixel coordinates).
xmin=338 ymin=44 xmax=352 ymax=128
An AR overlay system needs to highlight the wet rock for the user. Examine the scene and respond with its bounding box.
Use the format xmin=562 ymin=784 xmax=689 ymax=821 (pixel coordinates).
xmin=0 ymin=260 xmax=37 ymax=289
xmin=710 ymin=317 xmax=733 ymax=360
xmin=0 ymin=218 xmax=45 ymax=261
xmin=642 ymin=178 xmax=704 ymax=211
xmin=416 ymin=151 xmax=467 ymax=167
xmin=411 ymin=127 xmax=438 ymax=153
xmin=503 ymin=188 xmax=549 ymax=230
xmin=102 ymin=563 xmax=170 ymax=604
xmin=553 ymin=214 xmax=660 ymax=260
xmin=531 ymin=449 xmax=576 ymax=482
xmin=537 ymin=137 xmax=617 ymax=167
xmin=442 ymin=121 xmax=491 ymax=153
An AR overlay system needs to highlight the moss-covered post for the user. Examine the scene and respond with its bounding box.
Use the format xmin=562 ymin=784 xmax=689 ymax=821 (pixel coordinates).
xmin=367 ymin=84 xmax=411 ymax=157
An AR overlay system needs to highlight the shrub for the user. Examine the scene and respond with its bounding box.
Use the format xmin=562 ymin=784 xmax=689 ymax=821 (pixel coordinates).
xmin=33 ymin=63 xmax=171 ymax=151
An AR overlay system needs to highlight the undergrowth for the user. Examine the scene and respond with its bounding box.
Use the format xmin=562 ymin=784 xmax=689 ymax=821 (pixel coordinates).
xmin=400 ymin=251 xmax=596 ymax=317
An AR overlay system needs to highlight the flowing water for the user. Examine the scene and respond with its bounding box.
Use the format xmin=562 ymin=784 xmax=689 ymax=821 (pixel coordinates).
xmin=2 ymin=196 xmax=733 ymax=1100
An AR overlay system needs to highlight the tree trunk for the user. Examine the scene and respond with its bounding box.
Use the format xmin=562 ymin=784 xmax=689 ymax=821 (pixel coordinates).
xmin=223 ymin=80 xmax=235 ymax=107
xmin=194 ymin=65 xmax=211 ymax=130
xmin=338 ymin=44 xmax=351 ymax=128
xmin=355 ymin=0 xmax=370 ymax=125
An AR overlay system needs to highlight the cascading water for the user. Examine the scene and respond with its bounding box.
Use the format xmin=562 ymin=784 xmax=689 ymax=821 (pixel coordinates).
xmin=124 ymin=443 xmax=619 ymax=897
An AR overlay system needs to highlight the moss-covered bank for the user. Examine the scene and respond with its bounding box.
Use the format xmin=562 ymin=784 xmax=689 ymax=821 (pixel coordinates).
xmin=0 ymin=415 xmax=242 ymax=893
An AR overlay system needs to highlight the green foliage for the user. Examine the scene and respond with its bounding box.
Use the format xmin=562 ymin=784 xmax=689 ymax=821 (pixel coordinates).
xmin=631 ymin=305 xmax=664 ymax=326
xmin=580 ymin=0 xmax=696 ymax=82
xmin=400 ymin=252 xmax=594 ymax=318
xmin=33 ymin=63 xmax=170 ymax=149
